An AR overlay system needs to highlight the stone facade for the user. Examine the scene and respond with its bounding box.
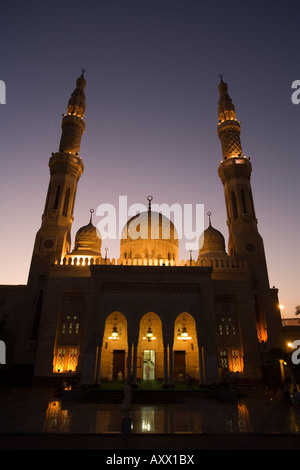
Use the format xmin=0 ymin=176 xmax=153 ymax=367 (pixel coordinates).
xmin=0 ymin=73 xmax=292 ymax=389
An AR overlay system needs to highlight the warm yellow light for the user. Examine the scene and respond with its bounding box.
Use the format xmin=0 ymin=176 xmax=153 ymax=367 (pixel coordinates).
xmin=177 ymin=327 xmax=192 ymax=340
xmin=109 ymin=325 xmax=119 ymax=340
xmin=279 ymin=305 xmax=284 ymax=310
xmin=143 ymin=336 xmax=156 ymax=341
xmin=288 ymin=342 xmax=293 ymax=348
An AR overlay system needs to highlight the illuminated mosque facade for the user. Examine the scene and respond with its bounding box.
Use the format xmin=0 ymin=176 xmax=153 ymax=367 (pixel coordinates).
xmin=0 ymin=72 xmax=289 ymax=388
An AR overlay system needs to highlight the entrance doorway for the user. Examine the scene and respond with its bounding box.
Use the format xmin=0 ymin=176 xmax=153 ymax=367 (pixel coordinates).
xmin=143 ymin=350 xmax=155 ymax=380
xmin=113 ymin=350 xmax=125 ymax=379
xmin=174 ymin=350 xmax=186 ymax=379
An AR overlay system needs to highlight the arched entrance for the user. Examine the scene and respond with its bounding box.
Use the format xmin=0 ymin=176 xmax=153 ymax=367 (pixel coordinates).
xmin=138 ymin=312 xmax=163 ymax=381
xmin=100 ymin=311 xmax=128 ymax=381
xmin=173 ymin=313 xmax=199 ymax=382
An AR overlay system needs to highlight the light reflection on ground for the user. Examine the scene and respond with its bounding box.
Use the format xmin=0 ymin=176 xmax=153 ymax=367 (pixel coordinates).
xmin=0 ymin=387 xmax=300 ymax=435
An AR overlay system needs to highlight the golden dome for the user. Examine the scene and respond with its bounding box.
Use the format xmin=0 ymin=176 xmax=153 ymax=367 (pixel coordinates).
xmin=72 ymin=210 xmax=101 ymax=256
xmin=198 ymin=218 xmax=227 ymax=259
xmin=120 ymin=210 xmax=179 ymax=264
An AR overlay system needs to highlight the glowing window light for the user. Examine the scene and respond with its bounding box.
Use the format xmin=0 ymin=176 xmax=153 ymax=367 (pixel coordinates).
xmin=55 ymin=348 xmax=66 ymax=372
xmin=231 ymin=350 xmax=242 ymax=373
xmin=67 ymin=348 xmax=78 ymax=372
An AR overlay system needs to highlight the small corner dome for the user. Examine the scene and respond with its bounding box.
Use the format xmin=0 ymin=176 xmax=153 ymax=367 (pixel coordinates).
xmin=198 ymin=223 xmax=227 ymax=258
xmin=72 ymin=216 xmax=101 ymax=256
xmin=75 ymin=221 xmax=101 ymax=243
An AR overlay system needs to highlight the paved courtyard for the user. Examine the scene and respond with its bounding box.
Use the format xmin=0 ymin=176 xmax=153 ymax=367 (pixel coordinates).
xmin=0 ymin=384 xmax=300 ymax=449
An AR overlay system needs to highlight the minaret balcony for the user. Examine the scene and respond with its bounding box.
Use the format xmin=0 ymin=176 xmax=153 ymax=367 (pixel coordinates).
xmin=218 ymin=156 xmax=252 ymax=183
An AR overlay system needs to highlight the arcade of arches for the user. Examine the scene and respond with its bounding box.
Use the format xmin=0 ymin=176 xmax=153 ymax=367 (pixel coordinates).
xmin=98 ymin=311 xmax=200 ymax=386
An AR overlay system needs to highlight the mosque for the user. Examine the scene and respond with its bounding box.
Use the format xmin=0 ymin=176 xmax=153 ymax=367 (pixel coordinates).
xmin=0 ymin=71 xmax=289 ymax=389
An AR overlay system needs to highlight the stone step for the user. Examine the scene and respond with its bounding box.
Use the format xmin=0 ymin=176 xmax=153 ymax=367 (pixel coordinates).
xmin=65 ymin=388 xmax=214 ymax=404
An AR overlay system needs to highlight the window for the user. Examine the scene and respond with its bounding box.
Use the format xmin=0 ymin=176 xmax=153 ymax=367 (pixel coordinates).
xmin=218 ymin=316 xmax=237 ymax=336
xmin=232 ymin=350 xmax=242 ymax=372
xmin=225 ymin=195 xmax=230 ymax=220
xmin=62 ymin=188 xmax=70 ymax=217
xmin=249 ymin=190 xmax=256 ymax=220
xmin=44 ymin=185 xmax=51 ymax=216
xmin=56 ymin=348 xmax=66 ymax=372
xmin=54 ymin=347 xmax=79 ymax=373
xmin=254 ymin=295 xmax=268 ymax=343
xmin=68 ymin=348 xmax=78 ymax=372
xmin=61 ymin=315 xmax=80 ymax=336
xmin=231 ymin=191 xmax=238 ymax=219
xmin=241 ymin=189 xmax=248 ymax=213
xmin=220 ymin=350 xmax=228 ymax=369
xmin=54 ymin=185 xmax=61 ymax=210
xmin=220 ymin=350 xmax=242 ymax=373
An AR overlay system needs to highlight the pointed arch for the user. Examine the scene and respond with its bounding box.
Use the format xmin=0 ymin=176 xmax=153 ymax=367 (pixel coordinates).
xmin=173 ymin=312 xmax=199 ymax=381
xmin=138 ymin=312 xmax=163 ymax=380
xmin=100 ymin=311 xmax=128 ymax=381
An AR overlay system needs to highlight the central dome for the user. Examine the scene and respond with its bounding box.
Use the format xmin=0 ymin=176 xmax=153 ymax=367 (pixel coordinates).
xmin=120 ymin=210 xmax=179 ymax=264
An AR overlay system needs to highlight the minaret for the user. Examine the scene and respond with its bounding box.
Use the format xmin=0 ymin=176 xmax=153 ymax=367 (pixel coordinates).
xmin=28 ymin=70 xmax=86 ymax=281
xmin=217 ymin=75 xmax=269 ymax=285
xmin=217 ymin=76 xmax=284 ymax=350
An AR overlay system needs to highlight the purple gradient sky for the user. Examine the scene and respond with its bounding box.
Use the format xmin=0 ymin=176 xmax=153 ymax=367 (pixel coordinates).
xmin=0 ymin=1 xmax=299 ymax=318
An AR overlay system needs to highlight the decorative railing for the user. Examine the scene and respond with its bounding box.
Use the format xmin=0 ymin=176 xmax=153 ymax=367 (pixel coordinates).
xmin=53 ymin=255 xmax=248 ymax=270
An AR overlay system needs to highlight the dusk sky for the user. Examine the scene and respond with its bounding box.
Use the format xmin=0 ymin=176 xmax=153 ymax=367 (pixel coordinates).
xmin=0 ymin=1 xmax=299 ymax=318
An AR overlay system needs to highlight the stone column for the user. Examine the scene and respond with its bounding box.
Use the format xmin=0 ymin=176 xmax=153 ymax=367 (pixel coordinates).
xmin=168 ymin=343 xmax=174 ymax=387
xmin=197 ymin=346 xmax=204 ymax=385
xmin=195 ymin=320 xmax=205 ymax=385
xmin=127 ymin=341 xmax=132 ymax=383
xmin=94 ymin=335 xmax=103 ymax=385
xmin=132 ymin=341 xmax=138 ymax=386
xmin=163 ymin=343 xmax=169 ymax=387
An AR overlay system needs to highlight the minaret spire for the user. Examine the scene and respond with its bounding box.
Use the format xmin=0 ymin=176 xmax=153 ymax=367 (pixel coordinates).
xmin=28 ymin=72 xmax=87 ymax=282
xmin=207 ymin=211 xmax=212 ymax=226
xmin=217 ymin=78 xmax=282 ymax=352
xmin=59 ymin=70 xmax=86 ymax=155
xmin=217 ymin=78 xmax=270 ymax=286
xmin=89 ymin=208 xmax=94 ymax=223
xmin=217 ymin=75 xmax=243 ymax=160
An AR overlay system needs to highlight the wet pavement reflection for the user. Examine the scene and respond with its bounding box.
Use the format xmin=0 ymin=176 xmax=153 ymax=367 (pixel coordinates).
xmin=1 ymin=388 xmax=300 ymax=435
